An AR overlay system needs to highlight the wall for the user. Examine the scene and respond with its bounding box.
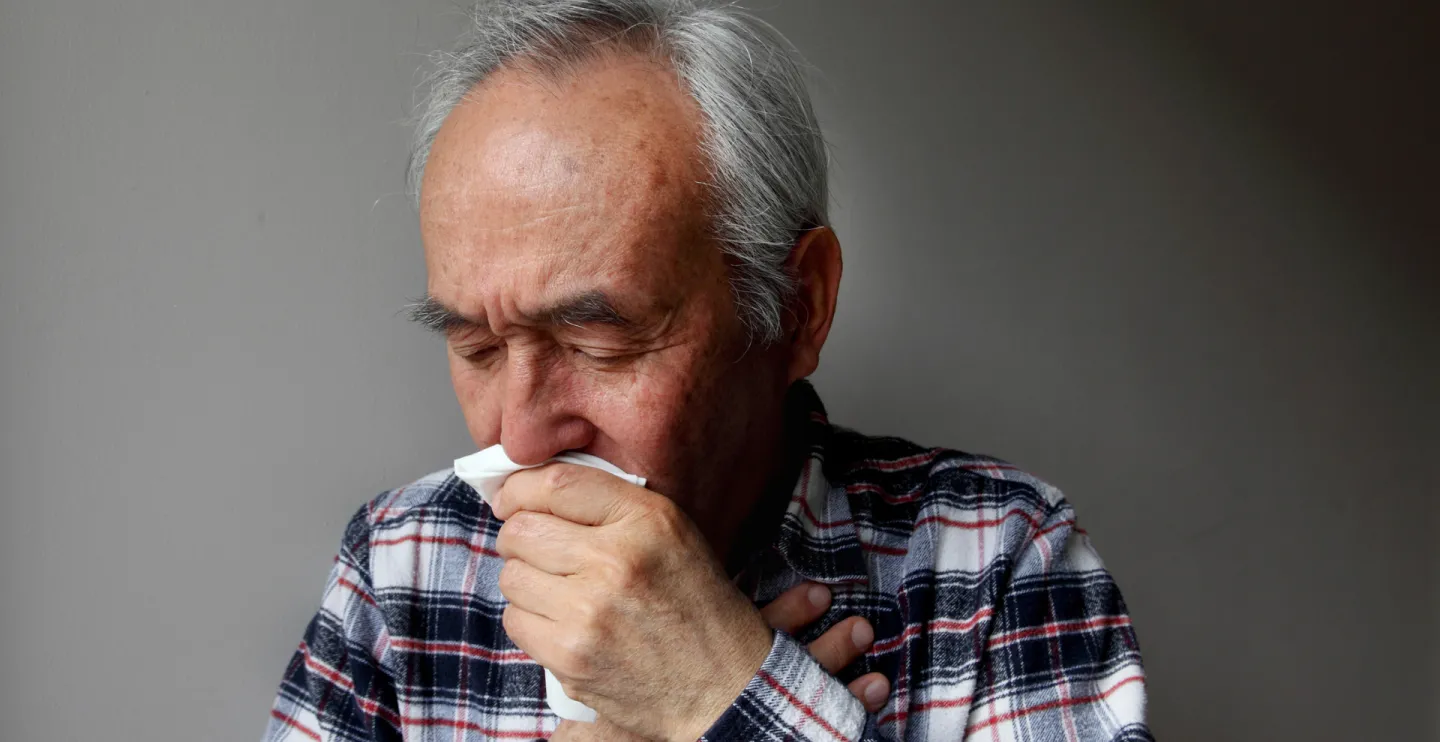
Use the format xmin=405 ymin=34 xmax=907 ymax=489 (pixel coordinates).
xmin=1 ymin=1 xmax=1434 ymax=740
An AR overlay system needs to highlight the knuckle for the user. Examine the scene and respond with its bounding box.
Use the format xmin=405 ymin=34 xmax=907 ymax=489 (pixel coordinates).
xmin=501 ymin=605 xmax=520 ymax=638
xmin=647 ymin=499 xmax=687 ymax=536
xmin=543 ymin=463 xmax=579 ymax=492
xmin=571 ymin=595 xmax=598 ymax=627
xmin=497 ymin=516 xmax=524 ymax=546
xmin=493 ymin=527 xmax=511 ymax=555
xmin=595 ymin=549 xmax=645 ymax=592
xmin=590 ymin=551 xmax=622 ymax=582
xmin=554 ymin=631 xmax=596 ymax=679
xmin=507 ymin=510 xmax=540 ymax=540
xmin=497 ymin=561 xmax=522 ymax=596
xmin=615 ymin=554 xmax=651 ymax=592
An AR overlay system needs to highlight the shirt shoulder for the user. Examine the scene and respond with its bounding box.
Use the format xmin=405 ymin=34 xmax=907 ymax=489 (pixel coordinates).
xmin=361 ymin=466 xmax=484 ymax=530
xmin=340 ymin=467 xmax=499 ymax=595
xmin=824 ymin=427 xmax=1071 ymax=575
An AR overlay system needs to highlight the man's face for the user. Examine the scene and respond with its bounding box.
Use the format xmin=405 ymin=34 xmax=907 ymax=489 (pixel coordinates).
xmin=419 ymin=56 xmax=791 ymax=530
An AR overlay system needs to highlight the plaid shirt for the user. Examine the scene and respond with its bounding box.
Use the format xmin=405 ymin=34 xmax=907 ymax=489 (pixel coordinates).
xmin=265 ymin=383 xmax=1150 ymax=741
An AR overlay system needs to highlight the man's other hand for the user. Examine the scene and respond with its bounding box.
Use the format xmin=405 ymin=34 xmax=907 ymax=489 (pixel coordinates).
xmin=759 ymin=581 xmax=890 ymax=713
xmin=549 ymin=581 xmax=890 ymax=740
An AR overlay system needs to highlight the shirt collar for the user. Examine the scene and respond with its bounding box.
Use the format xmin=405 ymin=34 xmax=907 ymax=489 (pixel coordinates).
xmin=732 ymin=381 xmax=870 ymax=587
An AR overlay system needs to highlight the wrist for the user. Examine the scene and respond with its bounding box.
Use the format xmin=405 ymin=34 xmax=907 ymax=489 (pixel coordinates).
xmin=671 ymin=621 xmax=774 ymax=741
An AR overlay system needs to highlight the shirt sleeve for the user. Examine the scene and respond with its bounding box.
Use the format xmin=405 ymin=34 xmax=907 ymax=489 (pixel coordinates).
xmin=701 ymin=629 xmax=873 ymax=742
xmin=961 ymin=501 xmax=1151 ymax=742
xmin=263 ymin=506 xmax=402 ymax=742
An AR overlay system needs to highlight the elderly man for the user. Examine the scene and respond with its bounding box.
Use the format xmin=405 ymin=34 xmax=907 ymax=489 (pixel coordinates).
xmin=265 ymin=1 xmax=1149 ymax=740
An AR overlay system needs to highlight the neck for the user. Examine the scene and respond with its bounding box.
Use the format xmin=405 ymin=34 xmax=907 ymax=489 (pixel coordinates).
xmin=704 ymin=382 xmax=814 ymax=576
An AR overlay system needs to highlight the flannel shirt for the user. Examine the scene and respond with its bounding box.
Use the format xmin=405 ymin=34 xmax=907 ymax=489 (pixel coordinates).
xmin=265 ymin=382 xmax=1150 ymax=741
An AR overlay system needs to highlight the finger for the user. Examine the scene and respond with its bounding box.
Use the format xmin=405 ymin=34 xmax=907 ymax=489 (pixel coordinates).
xmin=496 ymin=510 xmax=594 ymax=575
xmin=497 ymin=558 xmax=573 ymax=621
xmin=759 ymin=582 xmax=831 ymax=634
xmin=494 ymin=463 xmax=637 ymax=525
xmin=847 ymin=672 xmax=890 ymax=714
xmin=500 ymin=602 xmax=560 ymax=668
xmin=806 ymin=616 xmax=874 ymax=675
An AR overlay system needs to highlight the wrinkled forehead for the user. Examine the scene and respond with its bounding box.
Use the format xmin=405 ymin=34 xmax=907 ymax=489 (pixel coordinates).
xmin=418 ymin=58 xmax=714 ymax=316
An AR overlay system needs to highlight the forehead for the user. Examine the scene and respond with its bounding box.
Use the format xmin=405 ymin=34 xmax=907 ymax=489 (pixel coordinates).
xmin=418 ymin=56 xmax=713 ymax=317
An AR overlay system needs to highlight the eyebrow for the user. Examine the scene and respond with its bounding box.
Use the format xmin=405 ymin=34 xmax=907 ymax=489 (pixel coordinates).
xmin=406 ymin=290 xmax=631 ymax=334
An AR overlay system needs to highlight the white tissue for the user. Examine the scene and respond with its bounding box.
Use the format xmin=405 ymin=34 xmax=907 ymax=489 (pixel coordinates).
xmin=453 ymin=445 xmax=645 ymax=507
xmin=452 ymin=444 xmax=647 ymax=724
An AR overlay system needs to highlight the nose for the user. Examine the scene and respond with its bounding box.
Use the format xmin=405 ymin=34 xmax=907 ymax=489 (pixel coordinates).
xmin=497 ymin=347 xmax=595 ymax=466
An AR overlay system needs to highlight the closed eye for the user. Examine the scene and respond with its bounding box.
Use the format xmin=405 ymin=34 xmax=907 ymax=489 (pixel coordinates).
xmin=454 ymin=344 xmax=503 ymax=363
xmin=570 ymin=346 xmax=633 ymax=366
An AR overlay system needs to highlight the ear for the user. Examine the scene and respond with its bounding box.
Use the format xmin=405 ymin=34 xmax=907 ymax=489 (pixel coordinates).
xmin=783 ymin=226 xmax=843 ymax=383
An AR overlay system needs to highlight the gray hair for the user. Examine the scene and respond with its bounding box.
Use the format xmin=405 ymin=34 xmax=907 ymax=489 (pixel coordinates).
xmin=407 ymin=0 xmax=829 ymax=345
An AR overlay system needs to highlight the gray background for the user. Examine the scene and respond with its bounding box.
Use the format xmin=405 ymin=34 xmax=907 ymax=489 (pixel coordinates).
xmin=1 ymin=1 xmax=1434 ymax=740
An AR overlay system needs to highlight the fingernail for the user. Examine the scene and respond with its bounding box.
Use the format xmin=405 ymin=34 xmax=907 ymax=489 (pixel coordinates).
xmin=850 ymin=619 xmax=874 ymax=648
xmin=808 ymin=584 xmax=830 ymax=609
xmin=864 ymin=678 xmax=889 ymax=706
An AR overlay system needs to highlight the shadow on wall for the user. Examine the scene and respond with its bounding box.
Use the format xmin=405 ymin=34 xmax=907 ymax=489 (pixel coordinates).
xmin=1064 ymin=3 xmax=1440 ymax=739
xmin=784 ymin=1 xmax=1439 ymax=740
xmin=1144 ymin=0 xmax=1439 ymax=279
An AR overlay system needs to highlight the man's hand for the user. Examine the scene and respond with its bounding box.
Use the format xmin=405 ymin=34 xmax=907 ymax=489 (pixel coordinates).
xmin=758 ymin=581 xmax=890 ymax=712
xmin=494 ymin=464 xmax=774 ymax=741
xmin=548 ymin=581 xmax=890 ymax=740
xmin=493 ymin=466 xmax=890 ymax=741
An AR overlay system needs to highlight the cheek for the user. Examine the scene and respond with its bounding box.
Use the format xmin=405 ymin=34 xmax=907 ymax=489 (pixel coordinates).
xmin=593 ymin=378 xmax=680 ymax=441
xmin=579 ymin=356 xmax=727 ymax=484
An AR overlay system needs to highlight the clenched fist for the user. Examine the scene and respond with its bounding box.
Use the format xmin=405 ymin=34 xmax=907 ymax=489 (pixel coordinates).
xmin=493 ymin=463 xmax=775 ymax=741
